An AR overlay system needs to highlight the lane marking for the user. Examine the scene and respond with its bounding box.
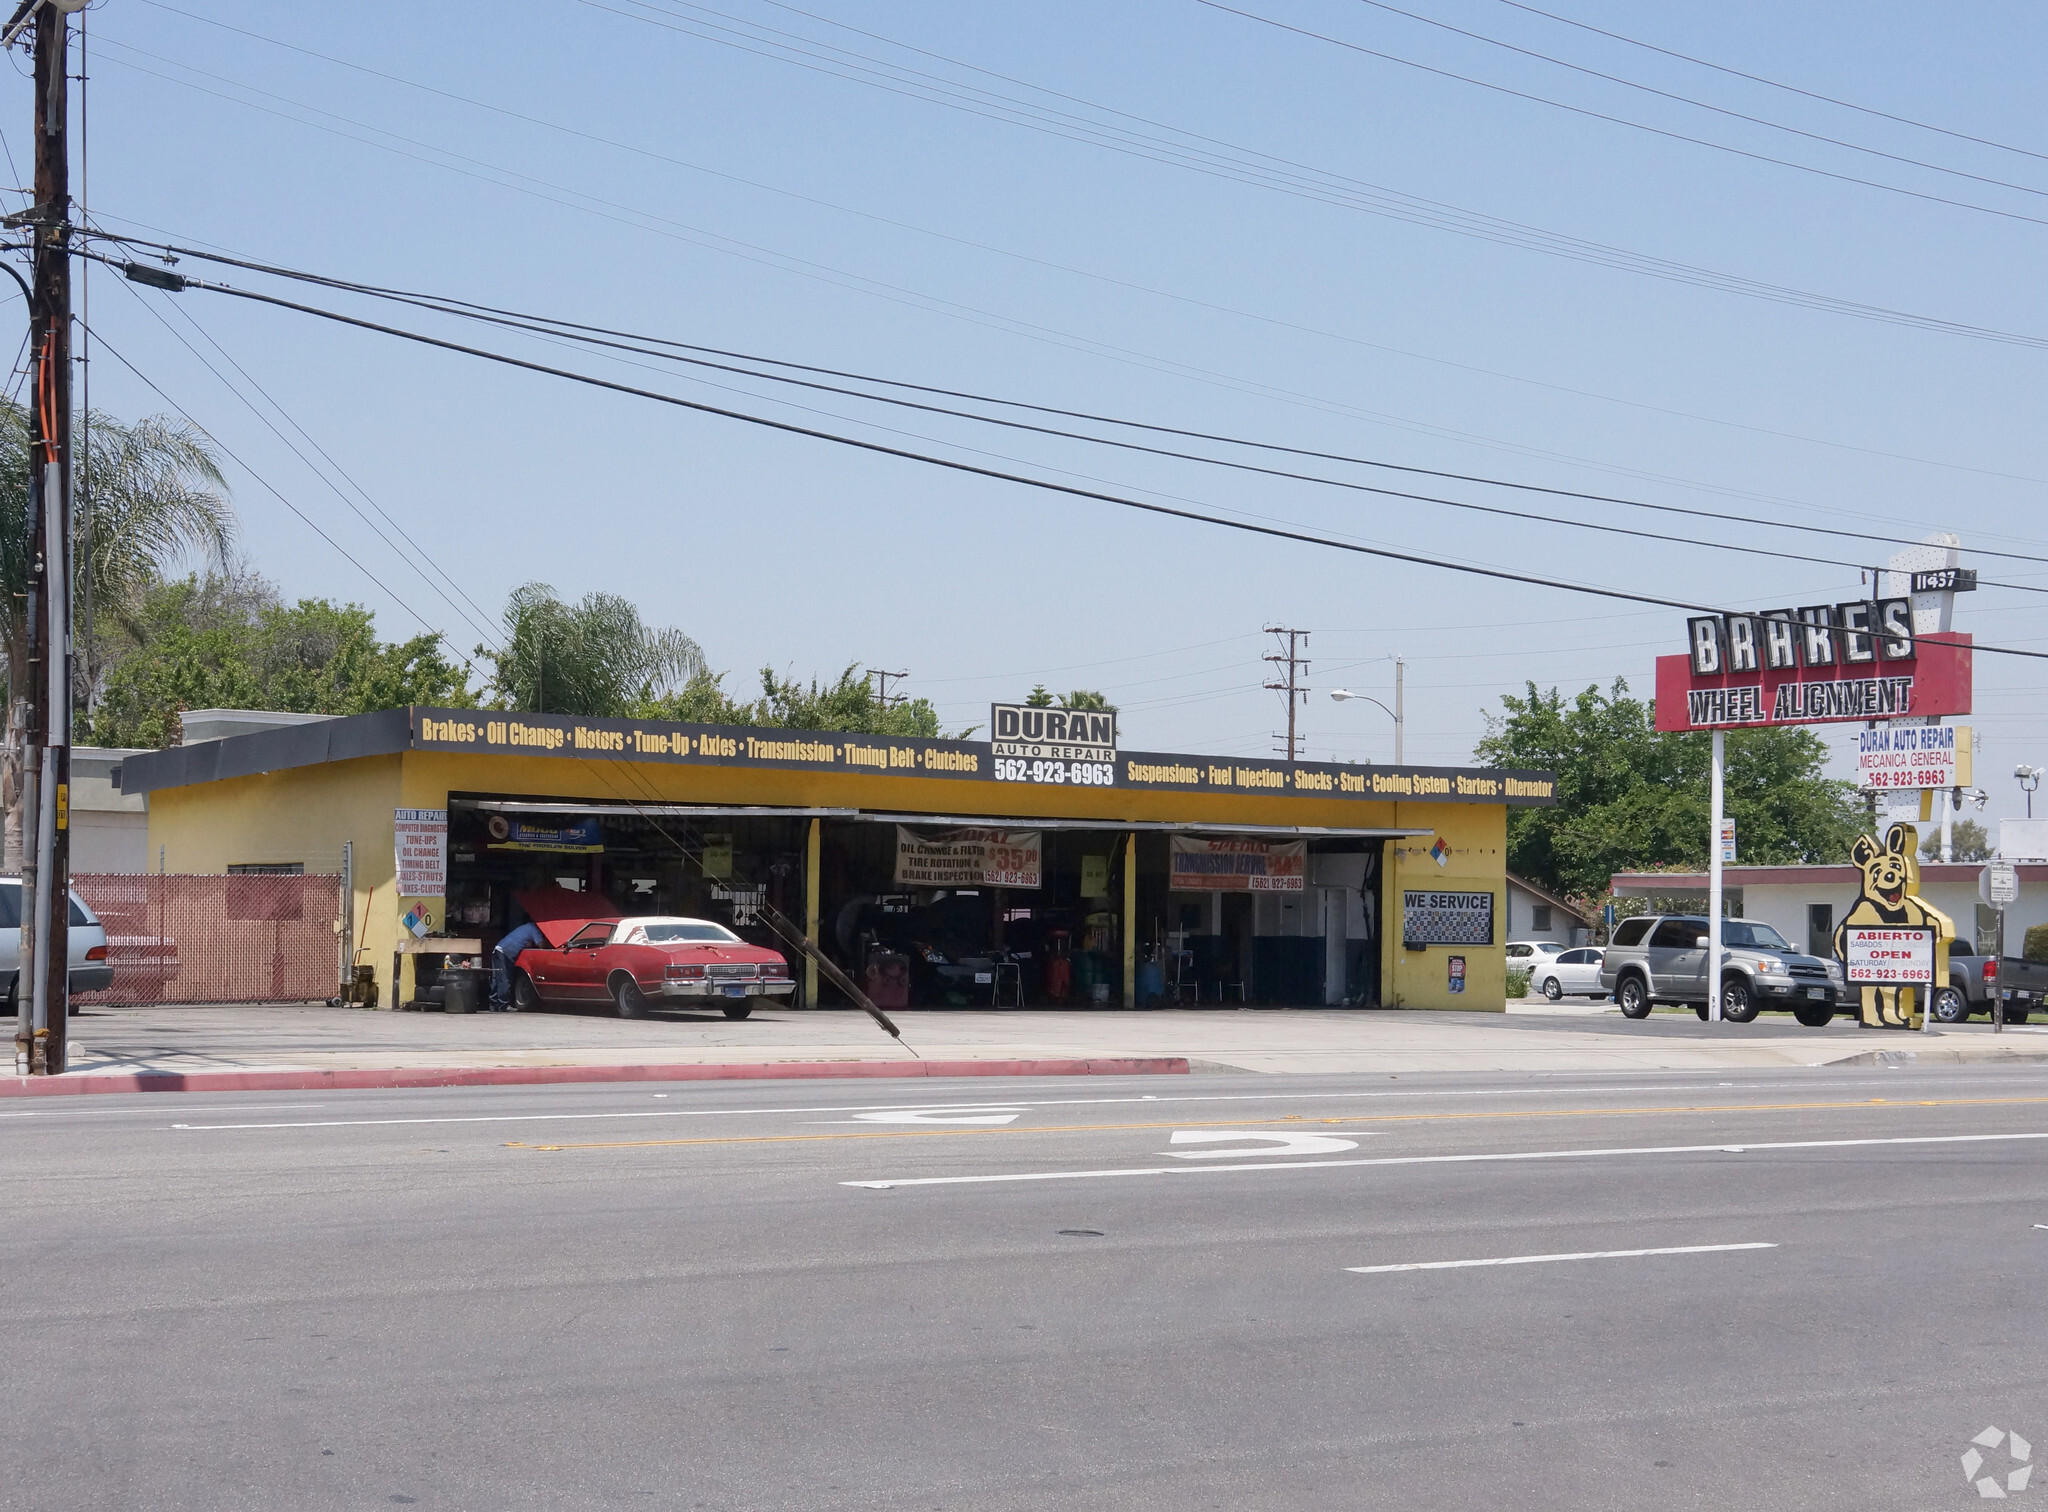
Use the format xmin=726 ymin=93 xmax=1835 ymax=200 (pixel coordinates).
xmin=511 ymin=1095 xmax=2048 ymax=1152
xmin=829 ymin=1108 xmax=1027 ymax=1126
xmin=1349 ymin=1242 xmax=1776 ymax=1274
xmin=1167 ymin=1129 xmax=1362 ymax=1157
xmin=163 ymin=1076 xmax=1981 ymax=1131
xmin=842 ymin=1129 xmax=2048 ymax=1189
xmin=511 ymin=1115 xmax=1389 ymax=1152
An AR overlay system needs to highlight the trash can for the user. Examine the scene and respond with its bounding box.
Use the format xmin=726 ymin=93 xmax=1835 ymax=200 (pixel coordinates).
xmin=441 ymin=967 xmax=483 ymax=1014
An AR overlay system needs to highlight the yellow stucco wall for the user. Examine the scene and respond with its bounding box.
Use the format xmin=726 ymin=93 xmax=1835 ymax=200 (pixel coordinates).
xmin=145 ymin=753 xmax=405 ymax=1002
xmin=1383 ymin=801 xmax=1510 ymax=1010
xmin=146 ymin=746 xmax=1518 ymax=1009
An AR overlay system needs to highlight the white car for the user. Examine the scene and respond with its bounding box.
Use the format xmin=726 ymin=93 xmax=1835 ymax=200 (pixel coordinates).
xmin=1531 ymin=947 xmax=1607 ymax=1001
xmin=0 ymin=877 xmax=112 ymax=1007
xmin=1505 ymin=941 xmax=1566 ymax=968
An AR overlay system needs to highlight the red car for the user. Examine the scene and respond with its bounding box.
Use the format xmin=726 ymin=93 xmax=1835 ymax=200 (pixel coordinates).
xmin=510 ymin=916 xmax=796 ymax=1019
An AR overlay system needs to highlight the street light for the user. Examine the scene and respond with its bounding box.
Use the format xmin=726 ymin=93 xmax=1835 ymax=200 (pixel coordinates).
xmin=2018 ymin=764 xmax=2043 ymax=819
xmin=1330 ymin=658 xmax=1404 ymax=763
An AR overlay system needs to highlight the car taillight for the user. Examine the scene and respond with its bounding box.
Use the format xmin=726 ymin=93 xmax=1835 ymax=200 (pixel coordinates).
xmin=666 ymin=963 xmax=706 ymax=979
xmin=1984 ymin=958 xmax=1999 ymax=981
xmin=85 ymin=944 xmax=107 ymax=961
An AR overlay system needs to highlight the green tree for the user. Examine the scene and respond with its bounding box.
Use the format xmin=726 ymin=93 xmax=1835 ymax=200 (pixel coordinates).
xmin=1474 ymin=679 xmax=1865 ymax=900
xmin=0 ymin=401 xmax=235 ymax=861
xmin=87 ymin=570 xmax=475 ymax=748
xmin=481 ymin=582 xmax=703 ymax=716
xmin=1026 ymin=683 xmax=1117 ymax=713
xmin=1923 ymin=817 xmax=1991 ymax=863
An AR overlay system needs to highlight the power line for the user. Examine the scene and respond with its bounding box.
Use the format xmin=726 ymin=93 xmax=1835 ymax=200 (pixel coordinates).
xmin=106 ymin=275 xmax=504 ymax=651
xmin=83 ymin=235 xmax=2048 ymax=580
xmin=1198 ymin=1 xmax=2048 ymax=230
xmin=99 ymin=264 xmax=2048 ymax=662
xmin=1488 ymin=0 xmax=2048 ymax=168
xmin=1349 ymin=0 xmax=2048 ymax=201
xmin=584 ymin=0 xmax=2048 ymax=351
xmin=104 ymin=43 xmax=1921 ymax=523
xmin=129 ymin=0 xmax=2048 ymax=496
xmin=84 ymin=321 xmax=459 ymax=647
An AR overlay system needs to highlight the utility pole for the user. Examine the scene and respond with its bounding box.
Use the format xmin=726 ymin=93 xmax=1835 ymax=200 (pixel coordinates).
xmin=866 ymin=668 xmax=907 ymax=708
xmin=1263 ymin=625 xmax=1310 ymax=761
xmin=14 ymin=0 xmax=77 ymax=1075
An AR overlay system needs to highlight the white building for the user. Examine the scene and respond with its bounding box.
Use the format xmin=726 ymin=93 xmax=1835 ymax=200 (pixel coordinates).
xmin=1505 ymin=872 xmax=1592 ymax=946
xmin=1608 ymin=862 xmax=2048 ymax=957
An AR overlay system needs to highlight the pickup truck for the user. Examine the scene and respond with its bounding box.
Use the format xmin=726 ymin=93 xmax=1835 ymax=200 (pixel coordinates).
xmin=1599 ymin=914 xmax=1843 ymax=1025
xmin=1929 ymin=940 xmax=2046 ymax=1024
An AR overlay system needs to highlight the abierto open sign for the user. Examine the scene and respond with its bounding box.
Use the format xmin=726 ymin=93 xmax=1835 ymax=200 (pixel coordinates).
xmin=1842 ymin=925 xmax=1936 ymax=987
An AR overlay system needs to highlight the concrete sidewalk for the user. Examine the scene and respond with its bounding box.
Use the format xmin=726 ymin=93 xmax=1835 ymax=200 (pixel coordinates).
xmin=44 ymin=1000 xmax=2048 ymax=1081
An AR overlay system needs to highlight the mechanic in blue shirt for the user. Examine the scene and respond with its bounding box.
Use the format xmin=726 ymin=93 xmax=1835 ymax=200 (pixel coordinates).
xmin=490 ymin=920 xmax=548 ymax=1011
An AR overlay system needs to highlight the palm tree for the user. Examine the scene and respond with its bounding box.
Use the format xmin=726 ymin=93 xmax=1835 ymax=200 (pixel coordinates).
xmin=0 ymin=399 xmax=232 ymax=864
xmin=484 ymin=582 xmax=704 ymax=715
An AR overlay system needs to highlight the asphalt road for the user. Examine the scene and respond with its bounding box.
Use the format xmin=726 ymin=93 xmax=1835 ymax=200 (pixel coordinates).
xmin=5 ymin=1064 xmax=2047 ymax=1510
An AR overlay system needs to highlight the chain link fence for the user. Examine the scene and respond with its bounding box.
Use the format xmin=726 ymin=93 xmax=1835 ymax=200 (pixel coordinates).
xmin=71 ymin=873 xmax=344 ymax=1006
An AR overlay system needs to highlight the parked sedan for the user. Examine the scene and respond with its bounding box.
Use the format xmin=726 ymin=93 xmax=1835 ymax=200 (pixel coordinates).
xmin=1530 ymin=947 xmax=1607 ymax=1001
xmin=0 ymin=877 xmax=112 ymax=1009
xmin=511 ymin=916 xmax=796 ymax=1019
xmin=1505 ymin=941 xmax=1566 ymax=970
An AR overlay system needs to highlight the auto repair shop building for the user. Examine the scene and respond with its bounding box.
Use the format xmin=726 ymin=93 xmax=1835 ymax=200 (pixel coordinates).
xmin=115 ymin=706 xmax=1555 ymax=1011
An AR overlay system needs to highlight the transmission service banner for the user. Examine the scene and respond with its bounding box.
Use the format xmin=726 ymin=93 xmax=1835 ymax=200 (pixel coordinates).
xmin=1169 ymin=835 xmax=1306 ymax=892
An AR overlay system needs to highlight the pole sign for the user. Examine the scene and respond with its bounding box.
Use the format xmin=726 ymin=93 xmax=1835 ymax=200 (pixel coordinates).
xmin=1718 ymin=817 xmax=1736 ymax=863
xmin=1841 ymin=925 xmax=1937 ymax=988
xmin=1653 ymin=603 xmax=1971 ymax=731
xmin=1983 ymin=861 xmax=2019 ymax=909
xmin=1854 ymin=724 xmax=1972 ymax=791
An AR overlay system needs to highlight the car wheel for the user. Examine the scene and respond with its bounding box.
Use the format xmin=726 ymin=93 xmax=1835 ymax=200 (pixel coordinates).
xmin=1793 ymin=1001 xmax=1834 ymax=1028
xmin=2007 ymin=1004 xmax=2031 ymax=1024
xmin=612 ymin=975 xmax=649 ymax=1019
xmin=509 ymin=973 xmax=537 ymax=1013
xmin=1720 ymin=976 xmax=1758 ymax=1024
xmin=1931 ymin=987 xmax=1970 ymax=1025
xmin=1694 ymin=1002 xmax=1710 ymax=1021
xmin=1616 ymin=975 xmax=1651 ymax=1019
xmin=1541 ymin=976 xmax=1563 ymax=1001
xmin=722 ymin=1005 xmax=754 ymax=1020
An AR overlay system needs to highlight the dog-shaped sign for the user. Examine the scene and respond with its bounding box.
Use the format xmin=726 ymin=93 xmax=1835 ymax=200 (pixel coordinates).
xmin=1833 ymin=821 xmax=1953 ymax=1029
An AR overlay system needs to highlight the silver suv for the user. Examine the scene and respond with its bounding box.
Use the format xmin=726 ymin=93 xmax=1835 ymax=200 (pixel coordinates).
xmin=1599 ymin=915 xmax=1841 ymax=1026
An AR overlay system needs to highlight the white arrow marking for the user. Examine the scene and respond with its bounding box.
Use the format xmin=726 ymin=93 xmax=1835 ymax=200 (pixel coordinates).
xmin=1164 ymin=1129 xmax=1363 ymax=1158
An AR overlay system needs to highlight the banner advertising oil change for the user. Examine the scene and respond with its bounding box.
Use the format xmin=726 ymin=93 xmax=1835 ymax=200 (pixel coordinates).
xmin=1169 ymin=836 xmax=1306 ymax=892
xmin=894 ymin=827 xmax=1042 ymax=889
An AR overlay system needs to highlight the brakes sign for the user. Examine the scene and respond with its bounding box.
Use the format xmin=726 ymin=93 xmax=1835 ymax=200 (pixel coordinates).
xmin=1842 ymin=926 xmax=1936 ymax=986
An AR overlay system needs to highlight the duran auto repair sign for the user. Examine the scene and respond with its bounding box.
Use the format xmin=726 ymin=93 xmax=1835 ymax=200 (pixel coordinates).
xmin=1842 ymin=925 xmax=1937 ymax=987
xmin=1653 ymin=600 xmax=1971 ymax=731
xmin=1854 ymin=724 xmax=1972 ymax=791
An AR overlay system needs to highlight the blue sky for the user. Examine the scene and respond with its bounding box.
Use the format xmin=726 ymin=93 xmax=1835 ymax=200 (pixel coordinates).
xmin=23 ymin=0 xmax=2048 ymax=825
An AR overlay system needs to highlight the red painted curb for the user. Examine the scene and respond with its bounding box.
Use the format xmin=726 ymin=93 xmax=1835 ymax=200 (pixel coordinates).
xmin=0 ymin=1056 xmax=1189 ymax=1098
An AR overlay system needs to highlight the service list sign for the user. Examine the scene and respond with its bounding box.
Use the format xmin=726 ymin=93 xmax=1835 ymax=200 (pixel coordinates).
xmin=394 ymin=808 xmax=447 ymax=896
